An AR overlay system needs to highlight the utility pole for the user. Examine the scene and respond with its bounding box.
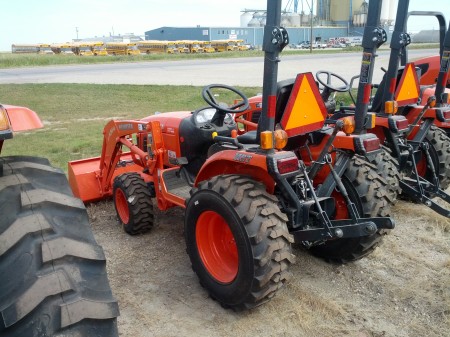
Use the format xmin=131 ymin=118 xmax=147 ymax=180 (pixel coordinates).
xmin=310 ymin=0 xmax=313 ymax=53
xmin=75 ymin=27 xmax=79 ymax=40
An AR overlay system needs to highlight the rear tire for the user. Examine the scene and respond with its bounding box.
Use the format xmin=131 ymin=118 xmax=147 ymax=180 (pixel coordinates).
xmin=0 ymin=156 xmax=119 ymax=336
xmin=185 ymin=175 xmax=295 ymax=310
xmin=366 ymin=148 xmax=402 ymax=203
xmin=310 ymin=155 xmax=391 ymax=263
xmin=420 ymin=126 xmax=450 ymax=190
xmin=113 ymin=172 xmax=154 ymax=235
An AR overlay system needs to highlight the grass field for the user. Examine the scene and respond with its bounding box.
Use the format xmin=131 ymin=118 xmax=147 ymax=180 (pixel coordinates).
xmin=1 ymin=84 xmax=261 ymax=170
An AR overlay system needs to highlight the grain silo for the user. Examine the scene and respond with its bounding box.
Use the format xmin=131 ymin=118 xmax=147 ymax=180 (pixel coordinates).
xmin=380 ymin=0 xmax=399 ymax=25
xmin=240 ymin=12 xmax=254 ymax=27
xmin=329 ymin=0 xmax=365 ymax=24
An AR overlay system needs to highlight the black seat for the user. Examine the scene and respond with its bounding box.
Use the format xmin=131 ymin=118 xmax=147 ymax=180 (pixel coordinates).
xmin=237 ymin=79 xmax=295 ymax=144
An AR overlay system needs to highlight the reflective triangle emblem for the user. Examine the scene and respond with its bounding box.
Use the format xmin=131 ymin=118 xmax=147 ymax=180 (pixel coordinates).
xmin=395 ymin=62 xmax=420 ymax=106
xmin=280 ymin=72 xmax=327 ymax=137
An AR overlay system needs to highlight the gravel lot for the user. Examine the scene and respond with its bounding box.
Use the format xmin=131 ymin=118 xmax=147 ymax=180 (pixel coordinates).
xmin=88 ymin=192 xmax=450 ymax=337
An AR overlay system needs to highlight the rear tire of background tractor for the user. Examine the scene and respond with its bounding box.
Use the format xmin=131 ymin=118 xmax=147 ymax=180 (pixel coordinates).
xmin=185 ymin=175 xmax=295 ymax=310
xmin=309 ymin=155 xmax=391 ymax=263
xmin=366 ymin=148 xmax=402 ymax=203
xmin=0 ymin=156 xmax=119 ymax=337
xmin=113 ymin=172 xmax=154 ymax=235
xmin=422 ymin=126 xmax=450 ymax=190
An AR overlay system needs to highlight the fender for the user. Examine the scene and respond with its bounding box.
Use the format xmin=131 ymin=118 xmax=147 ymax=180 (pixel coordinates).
xmin=195 ymin=149 xmax=276 ymax=194
xmin=1 ymin=104 xmax=43 ymax=132
xmin=415 ymin=55 xmax=448 ymax=87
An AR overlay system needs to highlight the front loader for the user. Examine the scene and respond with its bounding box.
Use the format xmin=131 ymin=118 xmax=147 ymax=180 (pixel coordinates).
xmin=0 ymin=104 xmax=119 ymax=336
xmin=69 ymin=0 xmax=394 ymax=310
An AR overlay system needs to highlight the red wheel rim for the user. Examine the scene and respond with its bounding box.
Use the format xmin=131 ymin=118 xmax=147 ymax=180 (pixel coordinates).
xmin=331 ymin=190 xmax=349 ymax=219
xmin=115 ymin=188 xmax=130 ymax=223
xmin=196 ymin=210 xmax=238 ymax=283
xmin=416 ymin=152 xmax=427 ymax=178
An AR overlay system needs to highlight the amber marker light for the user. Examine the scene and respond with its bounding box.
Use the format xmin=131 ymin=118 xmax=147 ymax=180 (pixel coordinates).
xmin=0 ymin=107 xmax=10 ymax=131
xmin=274 ymin=128 xmax=288 ymax=150
xmin=368 ymin=113 xmax=376 ymax=129
xmin=342 ymin=117 xmax=355 ymax=135
xmin=384 ymin=100 xmax=398 ymax=114
xmin=428 ymin=96 xmax=436 ymax=108
xmin=260 ymin=131 xmax=274 ymax=150
xmin=211 ymin=131 xmax=218 ymax=139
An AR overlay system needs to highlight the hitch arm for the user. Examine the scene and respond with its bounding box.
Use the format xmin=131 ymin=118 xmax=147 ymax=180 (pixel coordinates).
xmin=308 ymin=120 xmax=343 ymax=180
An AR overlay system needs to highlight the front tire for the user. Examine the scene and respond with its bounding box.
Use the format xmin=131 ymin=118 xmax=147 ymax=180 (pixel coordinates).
xmin=185 ymin=175 xmax=295 ymax=310
xmin=310 ymin=155 xmax=391 ymax=263
xmin=113 ymin=172 xmax=154 ymax=235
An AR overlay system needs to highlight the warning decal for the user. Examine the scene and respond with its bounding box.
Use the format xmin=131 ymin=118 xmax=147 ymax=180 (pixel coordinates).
xmin=395 ymin=62 xmax=420 ymax=106
xmin=280 ymin=72 xmax=327 ymax=137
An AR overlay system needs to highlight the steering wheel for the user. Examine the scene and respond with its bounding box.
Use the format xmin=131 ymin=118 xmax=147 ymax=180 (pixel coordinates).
xmin=316 ymin=71 xmax=350 ymax=93
xmin=202 ymin=84 xmax=249 ymax=114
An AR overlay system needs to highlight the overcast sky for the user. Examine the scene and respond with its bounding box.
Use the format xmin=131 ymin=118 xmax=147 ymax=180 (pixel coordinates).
xmin=1 ymin=0 xmax=448 ymax=51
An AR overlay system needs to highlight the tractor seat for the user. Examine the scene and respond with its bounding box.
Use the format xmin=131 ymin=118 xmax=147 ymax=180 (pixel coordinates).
xmin=236 ymin=130 xmax=257 ymax=144
xmin=237 ymin=79 xmax=295 ymax=144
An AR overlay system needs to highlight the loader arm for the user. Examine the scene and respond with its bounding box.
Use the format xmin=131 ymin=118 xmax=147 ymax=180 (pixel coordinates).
xmin=99 ymin=120 xmax=149 ymax=192
xmin=69 ymin=119 xmax=165 ymax=202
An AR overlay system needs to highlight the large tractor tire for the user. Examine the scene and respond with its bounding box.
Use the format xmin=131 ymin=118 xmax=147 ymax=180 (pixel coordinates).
xmin=416 ymin=126 xmax=450 ymax=190
xmin=310 ymin=155 xmax=391 ymax=263
xmin=366 ymin=148 xmax=402 ymax=203
xmin=185 ymin=175 xmax=295 ymax=310
xmin=0 ymin=156 xmax=119 ymax=337
xmin=113 ymin=172 xmax=154 ymax=235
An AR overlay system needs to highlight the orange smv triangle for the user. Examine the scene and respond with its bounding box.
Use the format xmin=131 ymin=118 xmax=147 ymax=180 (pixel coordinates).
xmin=280 ymin=72 xmax=327 ymax=137
xmin=394 ymin=62 xmax=420 ymax=106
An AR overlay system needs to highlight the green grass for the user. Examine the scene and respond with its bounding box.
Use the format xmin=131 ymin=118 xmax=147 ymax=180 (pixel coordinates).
xmin=1 ymin=84 xmax=260 ymax=171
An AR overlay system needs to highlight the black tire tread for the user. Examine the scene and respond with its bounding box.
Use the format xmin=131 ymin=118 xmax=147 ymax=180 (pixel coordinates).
xmin=367 ymin=148 xmax=402 ymax=203
xmin=0 ymin=156 xmax=119 ymax=337
xmin=310 ymin=155 xmax=391 ymax=263
xmin=113 ymin=172 xmax=154 ymax=235
xmin=426 ymin=126 xmax=450 ymax=190
xmin=189 ymin=175 xmax=295 ymax=310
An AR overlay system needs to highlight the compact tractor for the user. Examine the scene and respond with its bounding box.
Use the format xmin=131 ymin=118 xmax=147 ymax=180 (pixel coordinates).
xmin=69 ymin=0 xmax=394 ymax=310
xmin=408 ymin=10 xmax=450 ymax=138
xmin=320 ymin=0 xmax=450 ymax=217
xmin=0 ymin=104 xmax=118 ymax=336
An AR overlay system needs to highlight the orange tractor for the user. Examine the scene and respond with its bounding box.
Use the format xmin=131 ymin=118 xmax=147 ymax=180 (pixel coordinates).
xmin=0 ymin=104 xmax=119 ymax=336
xmin=69 ymin=0 xmax=393 ymax=310
xmin=409 ymin=11 xmax=450 ymax=138
xmin=298 ymin=0 xmax=450 ymax=218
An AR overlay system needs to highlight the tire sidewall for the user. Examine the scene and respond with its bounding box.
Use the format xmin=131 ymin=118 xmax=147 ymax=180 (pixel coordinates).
xmin=113 ymin=179 xmax=132 ymax=232
xmin=185 ymin=189 xmax=254 ymax=305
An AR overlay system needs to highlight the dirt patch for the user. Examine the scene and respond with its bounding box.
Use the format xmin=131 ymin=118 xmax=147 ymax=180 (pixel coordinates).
xmin=88 ymin=195 xmax=450 ymax=337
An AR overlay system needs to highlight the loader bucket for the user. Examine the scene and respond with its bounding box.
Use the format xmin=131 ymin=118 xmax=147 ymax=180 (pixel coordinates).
xmin=69 ymin=153 xmax=145 ymax=203
xmin=68 ymin=156 xmax=104 ymax=202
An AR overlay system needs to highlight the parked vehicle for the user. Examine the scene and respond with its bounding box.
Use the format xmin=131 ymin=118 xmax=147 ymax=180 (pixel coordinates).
xmin=105 ymin=42 xmax=140 ymax=55
xmin=69 ymin=0 xmax=393 ymax=311
xmin=11 ymin=43 xmax=54 ymax=54
xmin=136 ymin=40 xmax=179 ymax=54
